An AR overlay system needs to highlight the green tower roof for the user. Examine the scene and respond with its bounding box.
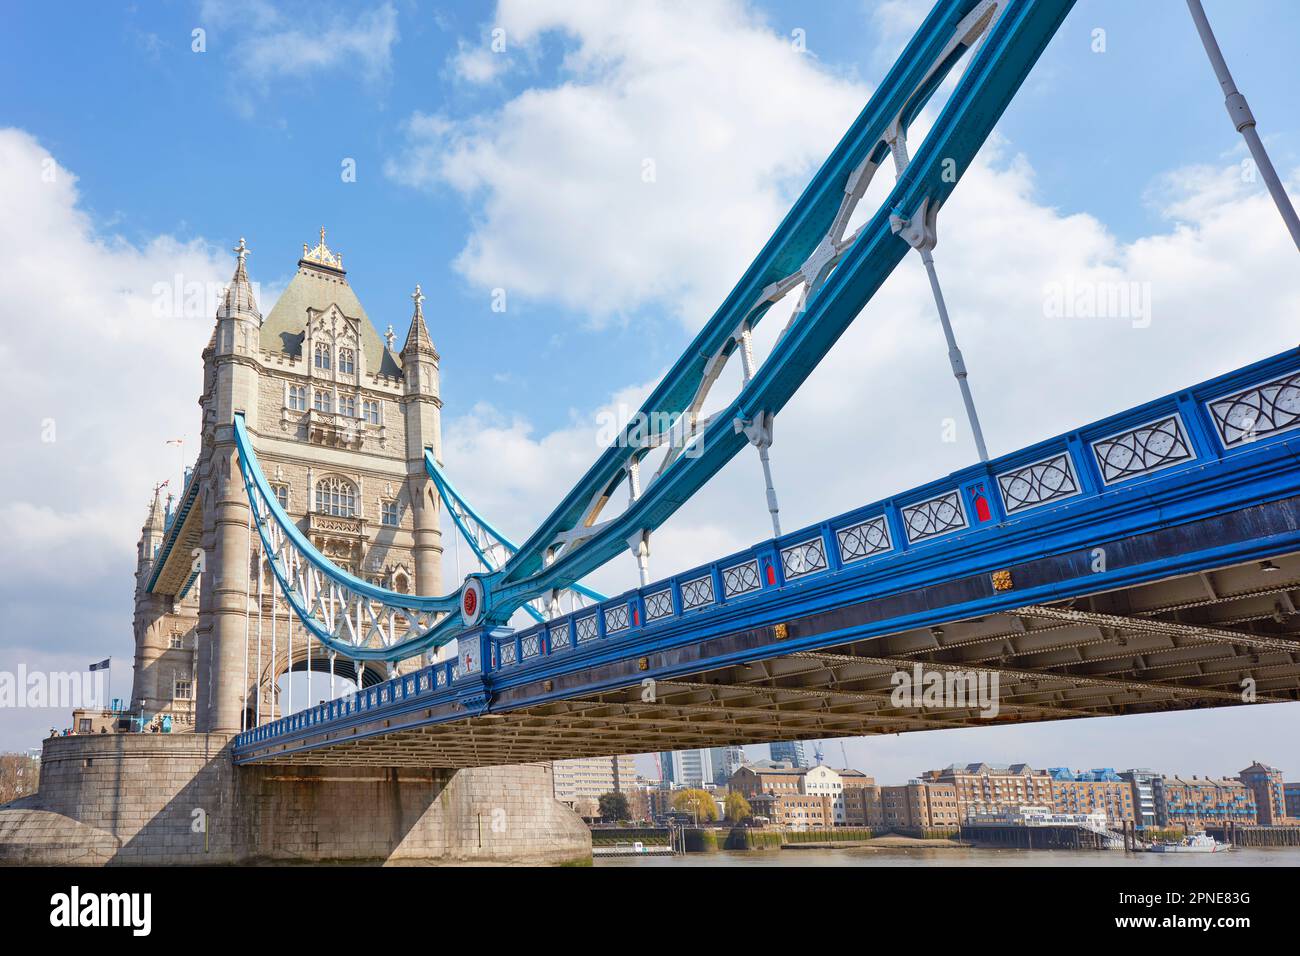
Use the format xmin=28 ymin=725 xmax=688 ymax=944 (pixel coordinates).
xmin=259 ymin=229 xmax=403 ymax=379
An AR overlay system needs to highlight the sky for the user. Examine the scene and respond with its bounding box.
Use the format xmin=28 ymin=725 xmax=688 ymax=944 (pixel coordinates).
xmin=1 ymin=0 xmax=1299 ymax=783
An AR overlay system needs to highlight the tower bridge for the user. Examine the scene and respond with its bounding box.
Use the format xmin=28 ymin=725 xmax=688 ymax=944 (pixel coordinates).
xmin=5 ymin=0 xmax=1300 ymax=866
xmin=231 ymin=347 xmax=1300 ymax=768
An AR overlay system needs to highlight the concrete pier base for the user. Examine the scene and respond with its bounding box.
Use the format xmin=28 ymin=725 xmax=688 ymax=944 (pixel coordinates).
xmin=0 ymin=735 xmax=591 ymax=866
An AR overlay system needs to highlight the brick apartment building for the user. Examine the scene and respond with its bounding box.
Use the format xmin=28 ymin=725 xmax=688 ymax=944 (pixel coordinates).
xmin=880 ymin=780 xmax=960 ymax=829
xmin=1239 ymin=761 xmax=1297 ymax=825
xmin=1154 ymin=776 xmax=1257 ymax=830
xmin=921 ymin=763 xmax=1055 ymax=819
xmin=1048 ymin=769 xmax=1136 ymax=826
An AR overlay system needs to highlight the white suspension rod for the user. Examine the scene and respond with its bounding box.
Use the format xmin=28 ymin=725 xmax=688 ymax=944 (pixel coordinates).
xmin=889 ymin=131 xmax=990 ymax=463
xmin=255 ymin=546 xmax=264 ymax=726
xmin=1187 ymin=0 xmax=1300 ymax=251
xmin=241 ymin=508 xmax=251 ymax=733
xmin=270 ymin=564 xmax=278 ymax=723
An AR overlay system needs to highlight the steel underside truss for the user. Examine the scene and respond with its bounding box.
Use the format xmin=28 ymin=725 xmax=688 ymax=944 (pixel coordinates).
xmin=236 ymin=551 xmax=1300 ymax=767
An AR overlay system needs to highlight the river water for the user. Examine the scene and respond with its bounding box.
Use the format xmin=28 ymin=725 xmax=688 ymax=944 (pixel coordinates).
xmin=594 ymin=845 xmax=1300 ymax=867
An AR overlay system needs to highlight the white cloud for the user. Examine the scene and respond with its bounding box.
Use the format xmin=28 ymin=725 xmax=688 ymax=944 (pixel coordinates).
xmin=199 ymin=0 xmax=400 ymax=88
xmin=416 ymin=1 xmax=1300 ymax=769
xmin=0 ymin=129 xmax=230 ymax=722
xmin=450 ymin=39 xmax=508 ymax=84
xmin=387 ymin=0 xmax=866 ymax=327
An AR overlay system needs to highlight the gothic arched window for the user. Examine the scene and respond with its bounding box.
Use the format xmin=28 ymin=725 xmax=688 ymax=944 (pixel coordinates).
xmin=314 ymin=343 xmax=331 ymax=371
xmin=314 ymin=476 xmax=357 ymax=517
xmin=338 ymin=347 xmax=355 ymax=374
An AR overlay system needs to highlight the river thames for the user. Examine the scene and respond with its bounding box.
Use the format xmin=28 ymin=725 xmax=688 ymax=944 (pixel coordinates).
xmin=595 ymin=846 xmax=1300 ymax=867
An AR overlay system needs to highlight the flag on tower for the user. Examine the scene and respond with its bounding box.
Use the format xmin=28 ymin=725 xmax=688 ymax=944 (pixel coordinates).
xmin=89 ymin=659 xmax=110 ymax=672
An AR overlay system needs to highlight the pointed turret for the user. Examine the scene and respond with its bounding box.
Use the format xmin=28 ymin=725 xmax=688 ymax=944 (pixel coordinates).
xmin=218 ymin=237 xmax=262 ymax=323
xmin=400 ymin=282 xmax=443 ymax=596
xmin=144 ymin=486 xmax=165 ymax=535
xmin=136 ymin=485 xmax=167 ymax=584
xmin=401 ymin=284 xmax=437 ymax=357
xmin=211 ymin=237 xmax=263 ymax=360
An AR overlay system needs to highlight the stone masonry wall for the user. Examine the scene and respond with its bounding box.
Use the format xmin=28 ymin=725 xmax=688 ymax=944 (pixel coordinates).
xmin=0 ymin=734 xmax=590 ymax=866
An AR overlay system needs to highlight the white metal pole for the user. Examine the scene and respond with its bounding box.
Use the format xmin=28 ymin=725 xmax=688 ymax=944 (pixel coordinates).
xmin=255 ymin=547 xmax=264 ymax=726
xmin=1187 ymin=0 xmax=1300 ymax=250
xmin=889 ymin=129 xmax=991 ymax=463
xmin=241 ymin=510 xmax=251 ymax=733
xmin=288 ymin=608 xmax=294 ymax=716
xmin=270 ymin=565 xmax=278 ymax=722
xmin=920 ymin=247 xmax=990 ymax=462
xmin=454 ymin=521 xmax=462 ymax=583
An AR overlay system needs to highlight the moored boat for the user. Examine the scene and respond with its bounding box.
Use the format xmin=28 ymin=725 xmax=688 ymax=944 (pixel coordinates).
xmin=1146 ymin=832 xmax=1231 ymax=853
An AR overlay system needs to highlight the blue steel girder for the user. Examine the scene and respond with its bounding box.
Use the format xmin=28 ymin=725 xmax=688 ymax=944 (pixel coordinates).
xmin=144 ymin=461 xmax=202 ymax=598
xmin=459 ymin=0 xmax=1074 ymax=630
xmin=423 ymin=450 xmax=605 ymax=624
xmin=233 ymin=415 xmax=460 ymax=662
xmin=232 ymin=349 xmax=1300 ymax=763
xmin=233 ymin=0 xmax=1076 ymax=662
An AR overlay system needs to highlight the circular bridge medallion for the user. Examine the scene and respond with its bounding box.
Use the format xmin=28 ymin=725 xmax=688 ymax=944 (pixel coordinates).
xmin=461 ymin=577 xmax=484 ymax=628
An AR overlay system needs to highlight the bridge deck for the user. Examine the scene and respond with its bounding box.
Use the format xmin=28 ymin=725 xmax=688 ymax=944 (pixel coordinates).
xmin=233 ymin=349 xmax=1300 ymax=766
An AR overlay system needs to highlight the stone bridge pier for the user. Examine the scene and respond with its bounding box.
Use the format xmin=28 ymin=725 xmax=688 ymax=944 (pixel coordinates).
xmin=0 ymin=735 xmax=590 ymax=865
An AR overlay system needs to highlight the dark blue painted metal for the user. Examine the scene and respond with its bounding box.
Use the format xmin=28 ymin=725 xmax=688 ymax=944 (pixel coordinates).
xmin=144 ymin=463 xmax=201 ymax=596
xmin=232 ymin=347 xmax=1300 ymax=762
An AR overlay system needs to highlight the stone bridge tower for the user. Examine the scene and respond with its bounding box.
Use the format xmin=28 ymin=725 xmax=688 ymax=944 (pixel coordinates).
xmin=149 ymin=231 xmax=444 ymax=734
xmin=2 ymin=232 xmax=589 ymax=866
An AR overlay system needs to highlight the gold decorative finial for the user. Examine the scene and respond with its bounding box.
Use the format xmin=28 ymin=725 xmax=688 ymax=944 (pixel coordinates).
xmin=302 ymin=226 xmax=343 ymax=269
xmin=233 ymin=236 xmax=250 ymax=266
xmin=411 ymin=283 xmax=425 ymax=317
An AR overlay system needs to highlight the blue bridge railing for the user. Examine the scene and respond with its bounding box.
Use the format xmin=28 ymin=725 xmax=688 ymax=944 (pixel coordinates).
xmin=233 ymin=347 xmax=1300 ymax=753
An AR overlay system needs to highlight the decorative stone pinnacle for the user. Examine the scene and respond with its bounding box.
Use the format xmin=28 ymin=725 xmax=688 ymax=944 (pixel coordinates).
xmin=411 ymin=283 xmax=425 ymax=318
xmin=302 ymin=226 xmax=343 ymax=269
xmin=233 ymin=236 xmax=250 ymax=267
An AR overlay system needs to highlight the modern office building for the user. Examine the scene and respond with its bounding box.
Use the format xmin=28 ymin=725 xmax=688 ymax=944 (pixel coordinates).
xmin=1120 ymin=768 xmax=1160 ymax=830
xmin=659 ymin=748 xmax=712 ymax=787
xmin=769 ymin=740 xmax=809 ymax=769
xmin=552 ymin=755 xmax=638 ymax=810
xmin=709 ymin=745 xmax=748 ymax=785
